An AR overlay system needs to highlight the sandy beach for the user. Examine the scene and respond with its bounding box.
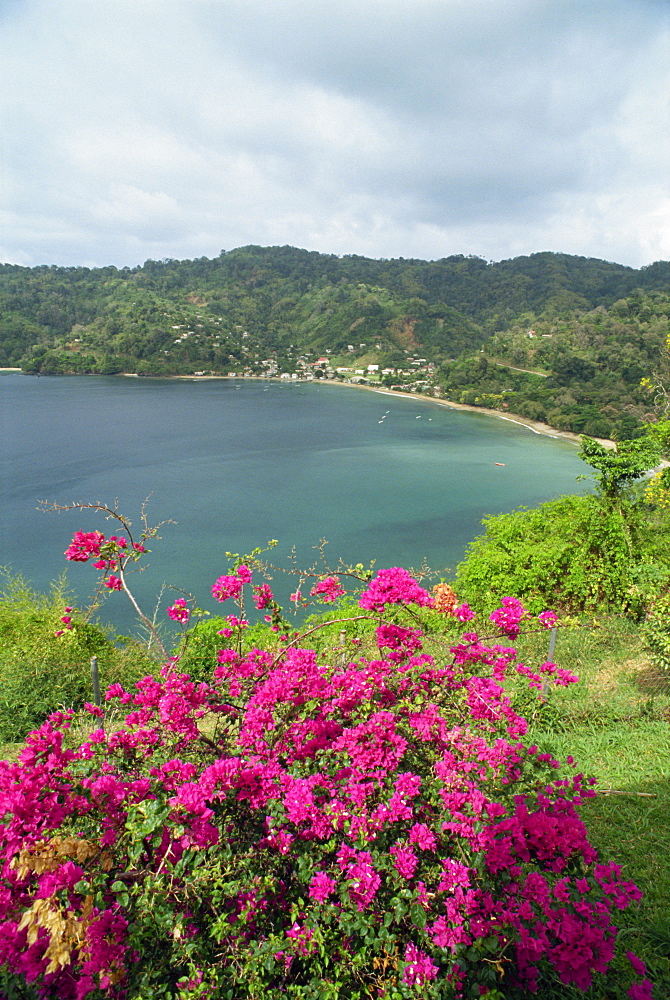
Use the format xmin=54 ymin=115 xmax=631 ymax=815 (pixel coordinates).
xmin=315 ymin=378 xmax=617 ymax=449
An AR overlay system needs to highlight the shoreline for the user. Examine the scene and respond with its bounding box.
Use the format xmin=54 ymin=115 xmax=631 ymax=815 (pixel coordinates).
xmin=158 ymin=372 xmax=615 ymax=447
xmin=2 ymin=367 xmax=615 ymax=448
xmin=313 ymin=378 xmax=616 ymax=449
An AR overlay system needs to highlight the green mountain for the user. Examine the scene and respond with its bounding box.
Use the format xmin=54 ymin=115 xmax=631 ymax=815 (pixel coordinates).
xmin=1 ymin=246 xmax=668 ymax=436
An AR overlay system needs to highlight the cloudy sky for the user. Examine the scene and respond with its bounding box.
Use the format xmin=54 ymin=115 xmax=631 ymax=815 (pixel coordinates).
xmin=1 ymin=0 xmax=668 ymax=270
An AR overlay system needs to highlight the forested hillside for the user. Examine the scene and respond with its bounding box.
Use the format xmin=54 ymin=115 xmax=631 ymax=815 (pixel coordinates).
xmin=438 ymin=288 xmax=670 ymax=438
xmin=1 ymin=246 xmax=668 ymax=437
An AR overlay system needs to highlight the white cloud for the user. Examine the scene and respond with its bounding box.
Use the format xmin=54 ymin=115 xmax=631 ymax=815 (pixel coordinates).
xmin=0 ymin=0 xmax=668 ymax=267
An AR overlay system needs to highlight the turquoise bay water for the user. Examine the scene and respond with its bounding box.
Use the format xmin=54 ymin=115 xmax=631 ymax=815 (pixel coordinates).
xmin=1 ymin=374 xmax=589 ymax=634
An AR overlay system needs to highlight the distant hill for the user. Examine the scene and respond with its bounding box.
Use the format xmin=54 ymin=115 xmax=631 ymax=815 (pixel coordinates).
xmin=1 ymin=247 xmax=668 ymax=437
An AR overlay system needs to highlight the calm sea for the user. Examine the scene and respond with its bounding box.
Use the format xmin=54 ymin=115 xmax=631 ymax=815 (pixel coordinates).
xmin=1 ymin=374 xmax=588 ymax=634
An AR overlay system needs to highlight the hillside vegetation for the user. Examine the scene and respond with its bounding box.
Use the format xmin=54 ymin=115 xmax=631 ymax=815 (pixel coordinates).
xmin=1 ymin=247 xmax=668 ymax=438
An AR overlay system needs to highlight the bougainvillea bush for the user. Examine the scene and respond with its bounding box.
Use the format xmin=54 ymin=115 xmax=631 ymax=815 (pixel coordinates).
xmin=0 ymin=517 xmax=654 ymax=999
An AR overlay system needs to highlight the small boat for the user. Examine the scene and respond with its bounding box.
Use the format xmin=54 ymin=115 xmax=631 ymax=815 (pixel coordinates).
xmin=495 ymin=462 xmax=505 ymax=466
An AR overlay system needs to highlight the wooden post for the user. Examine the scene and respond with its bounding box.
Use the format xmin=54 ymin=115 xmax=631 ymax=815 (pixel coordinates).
xmin=91 ymin=655 xmax=101 ymax=707
xmin=547 ymin=627 xmax=557 ymax=662
xmin=542 ymin=628 xmax=558 ymax=698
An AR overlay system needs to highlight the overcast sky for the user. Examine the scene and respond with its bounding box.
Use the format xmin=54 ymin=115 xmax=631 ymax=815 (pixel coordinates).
xmin=1 ymin=0 xmax=668 ymax=270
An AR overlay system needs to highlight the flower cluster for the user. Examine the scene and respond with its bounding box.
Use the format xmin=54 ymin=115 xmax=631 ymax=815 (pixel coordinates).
xmin=64 ymin=530 xmax=146 ymax=596
xmin=359 ymin=566 xmax=434 ymax=612
xmin=211 ymin=564 xmax=252 ymax=602
xmin=252 ymin=583 xmax=274 ymax=610
xmin=0 ymin=551 xmax=648 ymax=1000
xmin=538 ymin=608 xmax=559 ymax=628
xmin=627 ymin=952 xmax=654 ymax=1000
xmin=432 ymin=581 xmax=458 ymax=613
xmin=432 ymin=585 xmax=476 ymax=622
xmin=375 ymin=623 xmax=424 ymax=662
xmin=309 ymin=575 xmax=345 ymax=603
xmin=64 ymin=530 xmax=106 ymax=562
xmin=489 ymin=595 xmax=528 ymax=638
xmin=217 ymin=615 xmax=248 ymax=639
xmin=167 ymin=598 xmax=190 ymax=623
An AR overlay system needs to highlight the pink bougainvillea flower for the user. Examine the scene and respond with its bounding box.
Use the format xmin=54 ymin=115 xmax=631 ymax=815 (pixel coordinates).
xmin=489 ymin=596 xmax=528 ymax=638
xmin=628 ymin=981 xmax=653 ymax=1000
xmin=453 ymin=602 xmax=475 ymax=621
xmin=309 ymin=576 xmax=345 ymax=603
xmin=212 ymin=573 xmax=244 ymax=602
xmin=408 ymin=822 xmax=437 ymax=851
xmin=104 ymin=574 xmax=122 ymax=591
xmin=167 ymin=598 xmax=190 ymax=623
xmin=253 ymin=583 xmax=274 ymax=609
xmin=308 ymin=871 xmax=337 ymax=903
xmin=359 ymin=567 xmax=434 ymax=612
xmin=218 ymin=616 xmax=248 ymax=639
xmin=376 ymin=623 xmax=423 ymax=662
xmin=402 ymin=943 xmax=439 ymax=986
xmin=64 ymin=530 xmax=105 ymax=562
xmin=390 ymin=842 xmax=419 ymax=879
xmin=626 ymin=952 xmax=647 ymax=977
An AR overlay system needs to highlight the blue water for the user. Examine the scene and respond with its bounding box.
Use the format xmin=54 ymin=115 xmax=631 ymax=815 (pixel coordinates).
xmin=0 ymin=374 xmax=589 ymax=634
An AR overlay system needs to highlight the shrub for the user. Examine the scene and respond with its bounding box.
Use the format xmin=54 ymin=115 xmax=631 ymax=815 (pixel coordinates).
xmin=455 ymin=434 xmax=670 ymax=619
xmin=455 ymin=493 xmax=666 ymax=616
xmin=0 ymin=534 xmax=652 ymax=1000
xmin=644 ymin=591 xmax=670 ymax=674
xmin=0 ymin=571 xmax=156 ymax=743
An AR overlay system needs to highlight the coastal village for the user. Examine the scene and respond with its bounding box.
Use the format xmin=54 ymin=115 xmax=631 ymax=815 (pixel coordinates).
xmin=241 ymin=345 xmax=437 ymax=393
xmin=183 ymin=336 xmax=440 ymax=394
